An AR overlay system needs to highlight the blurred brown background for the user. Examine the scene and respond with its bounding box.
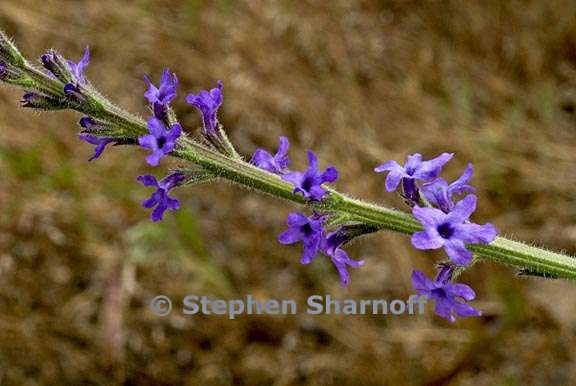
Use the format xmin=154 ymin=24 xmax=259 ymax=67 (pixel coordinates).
xmin=1 ymin=0 xmax=576 ymax=385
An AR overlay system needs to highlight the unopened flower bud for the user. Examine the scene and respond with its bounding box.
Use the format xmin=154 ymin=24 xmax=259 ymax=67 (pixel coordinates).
xmin=20 ymin=92 xmax=66 ymax=110
xmin=41 ymin=50 xmax=73 ymax=83
xmin=64 ymin=82 xmax=87 ymax=104
xmin=78 ymin=116 xmax=116 ymax=134
xmin=0 ymin=61 xmax=35 ymax=89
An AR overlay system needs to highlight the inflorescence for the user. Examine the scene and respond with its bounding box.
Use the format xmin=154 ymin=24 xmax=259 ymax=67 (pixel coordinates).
xmin=3 ymin=30 xmax=572 ymax=323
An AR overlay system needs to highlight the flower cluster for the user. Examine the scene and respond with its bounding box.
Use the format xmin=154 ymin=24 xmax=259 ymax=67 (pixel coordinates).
xmin=375 ymin=152 xmax=453 ymax=205
xmin=134 ymin=70 xmax=217 ymax=220
xmin=250 ymin=136 xmax=338 ymax=201
xmin=53 ymin=58 xmax=226 ymax=220
xmin=249 ymin=128 xmax=497 ymax=301
xmin=277 ymin=213 xmax=364 ymax=287
xmin=41 ymin=46 xmax=90 ymax=102
xmin=251 ymin=136 xmax=352 ymax=286
xmin=376 ymin=153 xmax=498 ymax=321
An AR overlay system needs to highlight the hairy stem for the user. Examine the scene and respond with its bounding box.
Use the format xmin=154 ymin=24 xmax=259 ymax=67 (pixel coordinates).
xmin=97 ymin=104 xmax=576 ymax=280
xmin=7 ymin=50 xmax=576 ymax=281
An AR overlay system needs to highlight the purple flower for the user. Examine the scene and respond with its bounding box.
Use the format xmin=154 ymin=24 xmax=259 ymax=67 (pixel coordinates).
xmin=279 ymin=217 xmax=365 ymax=287
xmin=144 ymin=68 xmax=178 ymax=121
xmin=66 ymin=46 xmax=90 ymax=84
xmin=282 ymin=150 xmax=338 ymax=201
xmin=411 ymin=194 xmax=498 ymax=266
xmin=321 ymin=227 xmax=364 ymax=287
xmin=278 ymin=212 xmax=325 ymax=264
xmin=138 ymin=116 xmax=182 ymax=166
xmin=421 ymin=163 xmax=475 ymax=213
xmin=186 ymin=80 xmax=223 ymax=136
xmin=138 ymin=172 xmax=185 ymax=222
xmin=375 ymin=153 xmax=453 ymax=202
xmin=411 ymin=266 xmax=481 ymax=322
xmin=250 ymin=136 xmax=290 ymax=174
xmin=79 ymin=133 xmax=115 ymax=161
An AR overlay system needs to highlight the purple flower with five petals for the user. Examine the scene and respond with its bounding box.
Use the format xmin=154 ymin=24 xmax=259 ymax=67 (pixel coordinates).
xmin=138 ymin=116 xmax=182 ymax=166
xmin=144 ymin=69 xmax=178 ymax=121
xmin=411 ymin=265 xmax=481 ymax=322
xmin=250 ymin=136 xmax=290 ymax=174
xmin=411 ymin=194 xmax=497 ymax=266
xmin=79 ymin=133 xmax=115 ymax=161
xmin=321 ymin=227 xmax=365 ymax=287
xmin=282 ymin=150 xmax=338 ymax=201
xmin=67 ymin=46 xmax=90 ymax=84
xmin=186 ymin=81 xmax=223 ymax=136
xmin=278 ymin=212 xmax=325 ymax=264
xmin=138 ymin=172 xmax=185 ymax=222
xmin=421 ymin=163 xmax=475 ymax=213
xmin=375 ymin=153 xmax=453 ymax=203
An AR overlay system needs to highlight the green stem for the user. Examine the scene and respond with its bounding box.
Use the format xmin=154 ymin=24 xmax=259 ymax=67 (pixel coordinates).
xmin=112 ymin=112 xmax=576 ymax=279
xmin=85 ymin=104 xmax=576 ymax=280
xmin=8 ymin=49 xmax=576 ymax=281
xmin=469 ymin=239 xmax=576 ymax=279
